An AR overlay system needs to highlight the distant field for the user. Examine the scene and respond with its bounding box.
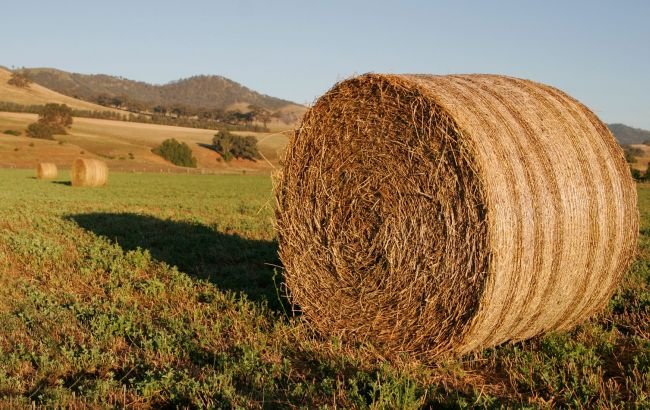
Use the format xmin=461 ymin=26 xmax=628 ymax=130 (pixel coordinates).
xmin=0 ymin=112 xmax=289 ymax=173
xmin=0 ymin=65 xmax=295 ymax=173
xmin=630 ymin=143 xmax=650 ymax=171
xmin=0 ymin=169 xmax=646 ymax=408
xmin=0 ymin=67 xmax=123 ymax=113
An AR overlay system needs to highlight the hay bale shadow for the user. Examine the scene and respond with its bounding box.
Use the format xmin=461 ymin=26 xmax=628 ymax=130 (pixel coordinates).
xmin=69 ymin=212 xmax=282 ymax=309
xmin=52 ymin=181 xmax=72 ymax=186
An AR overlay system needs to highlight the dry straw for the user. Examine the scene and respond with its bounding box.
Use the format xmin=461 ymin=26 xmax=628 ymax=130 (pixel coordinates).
xmin=71 ymin=158 xmax=108 ymax=187
xmin=36 ymin=163 xmax=58 ymax=179
xmin=275 ymin=74 xmax=639 ymax=360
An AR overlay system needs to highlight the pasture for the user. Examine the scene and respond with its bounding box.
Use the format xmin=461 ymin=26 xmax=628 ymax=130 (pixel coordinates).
xmin=0 ymin=169 xmax=647 ymax=408
xmin=0 ymin=112 xmax=288 ymax=173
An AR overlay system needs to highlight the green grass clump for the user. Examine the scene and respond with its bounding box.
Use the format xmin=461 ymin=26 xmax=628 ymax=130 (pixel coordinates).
xmin=3 ymin=129 xmax=21 ymax=136
xmin=0 ymin=169 xmax=647 ymax=408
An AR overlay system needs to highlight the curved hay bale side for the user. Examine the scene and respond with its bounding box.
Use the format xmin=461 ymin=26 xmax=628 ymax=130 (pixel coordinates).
xmin=275 ymin=74 xmax=638 ymax=359
xmin=36 ymin=163 xmax=58 ymax=179
xmin=71 ymin=158 xmax=108 ymax=187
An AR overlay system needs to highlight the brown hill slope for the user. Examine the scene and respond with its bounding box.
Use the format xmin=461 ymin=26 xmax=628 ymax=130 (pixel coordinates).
xmin=0 ymin=112 xmax=288 ymax=173
xmin=21 ymin=67 xmax=299 ymax=112
xmin=0 ymin=67 xmax=122 ymax=113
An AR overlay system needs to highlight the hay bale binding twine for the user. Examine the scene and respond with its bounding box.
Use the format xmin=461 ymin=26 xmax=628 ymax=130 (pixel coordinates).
xmin=72 ymin=158 xmax=108 ymax=187
xmin=36 ymin=163 xmax=58 ymax=179
xmin=275 ymin=74 xmax=638 ymax=360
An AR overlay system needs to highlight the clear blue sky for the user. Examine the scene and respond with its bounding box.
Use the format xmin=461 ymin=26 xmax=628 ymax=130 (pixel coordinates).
xmin=2 ymin=1 xmax=649 ymax=128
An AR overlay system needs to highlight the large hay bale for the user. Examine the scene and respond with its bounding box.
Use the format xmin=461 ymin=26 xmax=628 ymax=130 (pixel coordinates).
xmin=71 ymin=158 xmax=108 ymax=187
xmin=36 ymin=163 xmax=58 ymax=179
xmin=275 ymin=74 xmax=638 ymax=360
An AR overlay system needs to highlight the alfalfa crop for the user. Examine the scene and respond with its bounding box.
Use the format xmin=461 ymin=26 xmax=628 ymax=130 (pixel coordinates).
xmin=71 ymin=158 xmax=108 ymax=187
xmin=36 ymin=162 xmax=58 ymax=179
xmin=274 ymin=74 xmax=638 ymax=361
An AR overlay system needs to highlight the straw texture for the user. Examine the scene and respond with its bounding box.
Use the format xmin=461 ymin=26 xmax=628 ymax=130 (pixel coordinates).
xmin=275 ymin=74 xmax=638 ymax=360
xmin=71 ymin=158 xmax=108 ymax=187
xmin=36 ymin=163 xmax=58 ymax=179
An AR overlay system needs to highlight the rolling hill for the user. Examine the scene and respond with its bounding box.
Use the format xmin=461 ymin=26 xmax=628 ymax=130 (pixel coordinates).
xmin=0 ymin=112 xmax=288 ymax=173
xmin=0 ymin=67 xmax=123 ymax=113
xmin=608 ymin=123 xmax=650 ymax=145
xmin=20 ymin=67 xmax=299 ymax=112
xmin=0 ymin=66 xmax=290 ymax=173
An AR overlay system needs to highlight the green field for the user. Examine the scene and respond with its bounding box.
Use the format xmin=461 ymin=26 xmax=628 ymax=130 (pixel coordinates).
xmin=0 ymin=169 xmax=647 ymax=408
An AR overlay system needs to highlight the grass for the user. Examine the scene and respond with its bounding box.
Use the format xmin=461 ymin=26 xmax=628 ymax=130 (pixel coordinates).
xmin=0 ymin=168 xmax=647 ymax=408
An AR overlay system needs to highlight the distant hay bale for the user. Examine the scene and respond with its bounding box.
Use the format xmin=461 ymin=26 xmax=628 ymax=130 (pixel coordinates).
xmin=36 ymin=163 xmax=57 ymax=179
xmin=71 ymin=158 xmax=108 ymax=187
xmin=275 ymin=74 xmax=639 ymax=360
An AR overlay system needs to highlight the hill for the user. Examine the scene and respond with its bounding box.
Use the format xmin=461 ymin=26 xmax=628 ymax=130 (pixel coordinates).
xmin=608 ymin=123 xmax=650 ymax=145
xmin=0 ymin=112 xmax=287 ymax=173
xmin=21 ymin=67 xmax=299 ymax=112
xmin=0 ymin=67 xmax=122 ymax=113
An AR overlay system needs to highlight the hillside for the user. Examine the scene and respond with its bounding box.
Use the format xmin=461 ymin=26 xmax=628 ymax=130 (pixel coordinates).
xmin=21 ymin=67 xmax=299 ymax=112
xmin=0 ymin=112 xmax=287 ymax=173
xmin=608 ymin=123 xmax=650 ymax=145
xmin=0 ymin=67 xmax=122 ymax=113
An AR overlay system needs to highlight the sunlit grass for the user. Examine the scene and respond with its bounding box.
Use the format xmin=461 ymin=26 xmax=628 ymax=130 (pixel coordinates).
xmin=0 ymin=169 xmax=647 ymax=408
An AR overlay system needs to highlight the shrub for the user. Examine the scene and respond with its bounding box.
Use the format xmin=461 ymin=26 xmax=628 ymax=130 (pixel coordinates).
xmin=7 ymin=71 xmax=31 ymax=88
xmin=26 ymin=122 xmax=56 ymax=140
xmin=152 ymin=138 xmax=197 ymax=168
xmin=631 ymin=167 xmax=643 ymax=181
xmin=3 ymin=129 xmax=21 ymax=136
xmin=211 ymin=130 xmax=261 ymax=162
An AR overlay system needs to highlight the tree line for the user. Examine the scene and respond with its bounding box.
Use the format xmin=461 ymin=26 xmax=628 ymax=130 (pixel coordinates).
xmin=92 ymin=93 xmax=276 ymax=129
xmin=0 ymin=101 xmax=267 ymax=132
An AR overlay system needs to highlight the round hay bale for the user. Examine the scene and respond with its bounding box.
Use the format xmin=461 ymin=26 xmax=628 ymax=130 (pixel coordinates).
xmin=36 ymin=163 xmax=58 ymax=179
xmin=71 ymin=158 xmax=108 ymax=187
xmin=275 ymin=74 xmax=638 ymax=360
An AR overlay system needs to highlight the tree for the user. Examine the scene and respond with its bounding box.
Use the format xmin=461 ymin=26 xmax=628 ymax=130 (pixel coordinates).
xmin=26 ymin=122 xmax=56 ymax=140
xmin=153 ymin=105 xmax=168 ymax=115
xmin=250 ymin=105 xmax=272 ymax=129
xmin=225 ymin=111 xmax=254 ymax=126
xmin=212 ymin=131 xmax=234 ymax=161
xmin=152 ymin=138 xmax=197 ymax=167
xmin=212 ymin=130 xmax=261 ymax=162
xmin=40 ymin=103 xmax=73 ymax=133
xmin=7 ymin=71 xmax=31 ymax=88
xmin=26 ymin=103 xmax=73 ymax=139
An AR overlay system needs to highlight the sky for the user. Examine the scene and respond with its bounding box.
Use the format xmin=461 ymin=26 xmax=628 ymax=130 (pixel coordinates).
xmin=2 ymin=0 xmax=649 ymax=128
